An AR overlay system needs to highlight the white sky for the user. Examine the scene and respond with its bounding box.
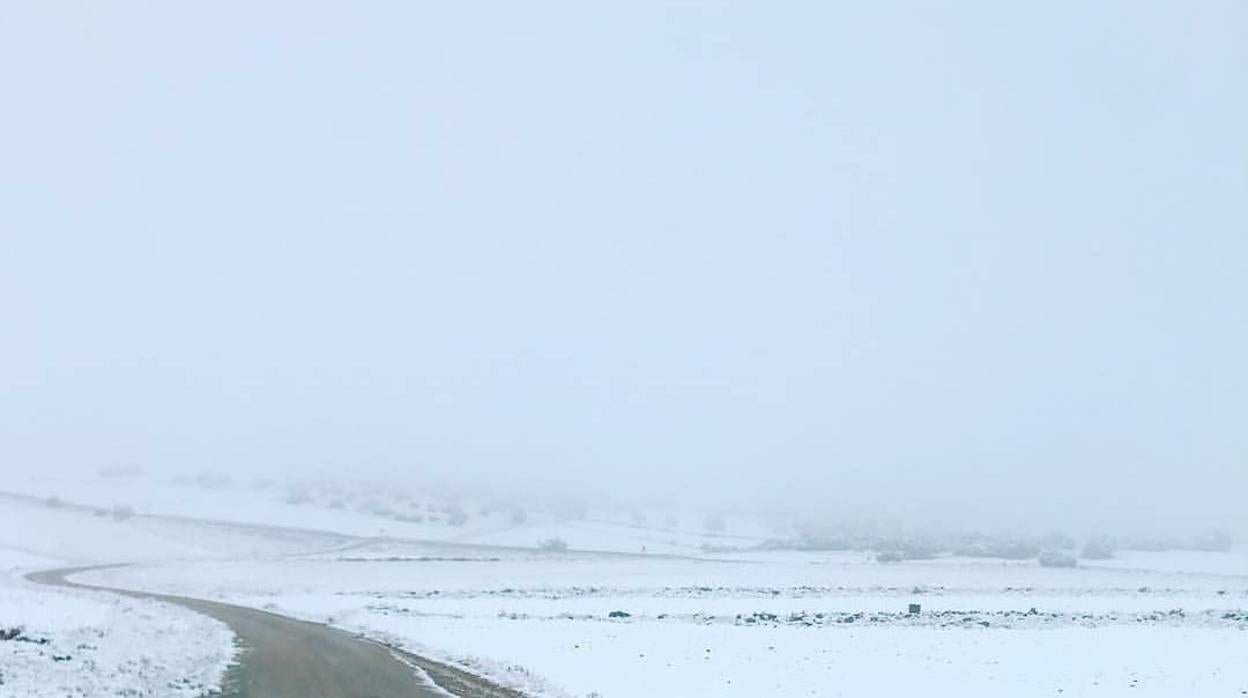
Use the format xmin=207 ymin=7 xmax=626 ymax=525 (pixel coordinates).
xmin=1 ymin=2 xmax=1245 ymax=517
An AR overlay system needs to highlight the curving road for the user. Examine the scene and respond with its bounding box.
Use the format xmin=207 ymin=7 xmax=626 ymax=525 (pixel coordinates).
xmin=28 ymin=567 xmax=524 ymax=698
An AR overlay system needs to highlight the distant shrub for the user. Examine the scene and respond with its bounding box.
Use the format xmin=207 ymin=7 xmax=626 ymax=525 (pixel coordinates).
xmin=1 ymin=627 xmax=34 ymax=642
xmin=1039 ymin=533 xmax=1077 ymax=550
xmin=898 ymin=544 xmax=940 ymax=561
xmin=630 ymin=511 xmax=648 ymax=526
xmin=538 ymin=537 xmax=569 ymax=552
xmin=872 ymin=541 xmax=939 ymax=562
xmin=702 ymin=512 xmax=727 ymax=533
xmin=110 ymin=504 xmax=135 ymax=521
xmin=285 ymin=486 xmax=313 ymax=506
xmin=1189 ymin=530 xmax=1233 ymax=553
xmin=510 ymin=507 xmax=528 ymax=525
xmin=955 ymin=539 xmax=1042 ymax=560
xmin=445 ymin=506 xmax=469 ymax=527
xmin=875 ymin=550 xmax=905 ymax=563
xmin=1081 ymin=536 xmax=1116 ymax=560
xmin=43 ymin=496 xmax=62 ymax=508
xmin=876 ymin=539 xmax=942 ymax=560
xmin=795 ymin=536 xmax=852 ymax=551
xmin=358 ymin=499 xmax=390 ymax=515
xmin=1038 ymin=550 xmax=1078 ymax=568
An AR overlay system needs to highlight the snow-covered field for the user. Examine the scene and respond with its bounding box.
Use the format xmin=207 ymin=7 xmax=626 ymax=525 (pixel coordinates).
xmin=80 ymin=543 xmax=1248 ymax=698
xmin=0 ymin=550 xmax=235 ymax=697
xmin=2 ymin=476 xmax=1246 ymax=698
xmin=0 ymin=471 xmax=774 ymax=557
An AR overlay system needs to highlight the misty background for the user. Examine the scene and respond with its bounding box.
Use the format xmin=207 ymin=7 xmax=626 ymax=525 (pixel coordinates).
xmin=1 ymin=2 xmax=1245 ymax=531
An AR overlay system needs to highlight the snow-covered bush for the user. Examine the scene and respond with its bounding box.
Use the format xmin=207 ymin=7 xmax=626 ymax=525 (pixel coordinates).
xmin=1038 ymin=550 xmax=1077 ymax=568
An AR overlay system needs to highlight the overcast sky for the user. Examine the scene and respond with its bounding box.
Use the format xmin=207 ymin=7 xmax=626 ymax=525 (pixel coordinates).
xmin=1 ymin=2 xmax=1244 ymax=517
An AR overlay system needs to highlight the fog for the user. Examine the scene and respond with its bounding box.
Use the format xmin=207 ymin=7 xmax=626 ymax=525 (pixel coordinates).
xmin=2 ymin=2 xmax=1245 ymax=534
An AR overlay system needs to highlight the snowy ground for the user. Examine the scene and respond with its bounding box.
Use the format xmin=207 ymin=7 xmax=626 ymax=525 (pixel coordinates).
xmin=0 ymin=471 xmax=776 ymax=556
xmin=80 ymin=543 xmax=1248 ymax=698
xmin=0 ymin=550 xmax=235 ymax=697
xmin=2 ymin=476 xmax=1246 ymax=698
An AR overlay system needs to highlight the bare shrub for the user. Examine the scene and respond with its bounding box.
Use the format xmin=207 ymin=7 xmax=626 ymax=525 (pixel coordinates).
xmin=538 ymin=537 xmax=568 ymax=552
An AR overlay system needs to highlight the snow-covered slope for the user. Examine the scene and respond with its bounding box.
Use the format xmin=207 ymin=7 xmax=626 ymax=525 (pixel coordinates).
xmin=0 ymin=550 xmax=235 ymax=697
xmin=0 ymin=471 xmax=778 ymax=556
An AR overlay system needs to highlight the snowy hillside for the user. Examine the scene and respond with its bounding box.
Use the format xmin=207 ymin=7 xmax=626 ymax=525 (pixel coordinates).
xmin=0 ymin=551 xmax=235 ymax=697
xmin=3 ymin=482 xmax=1246 ymax=698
